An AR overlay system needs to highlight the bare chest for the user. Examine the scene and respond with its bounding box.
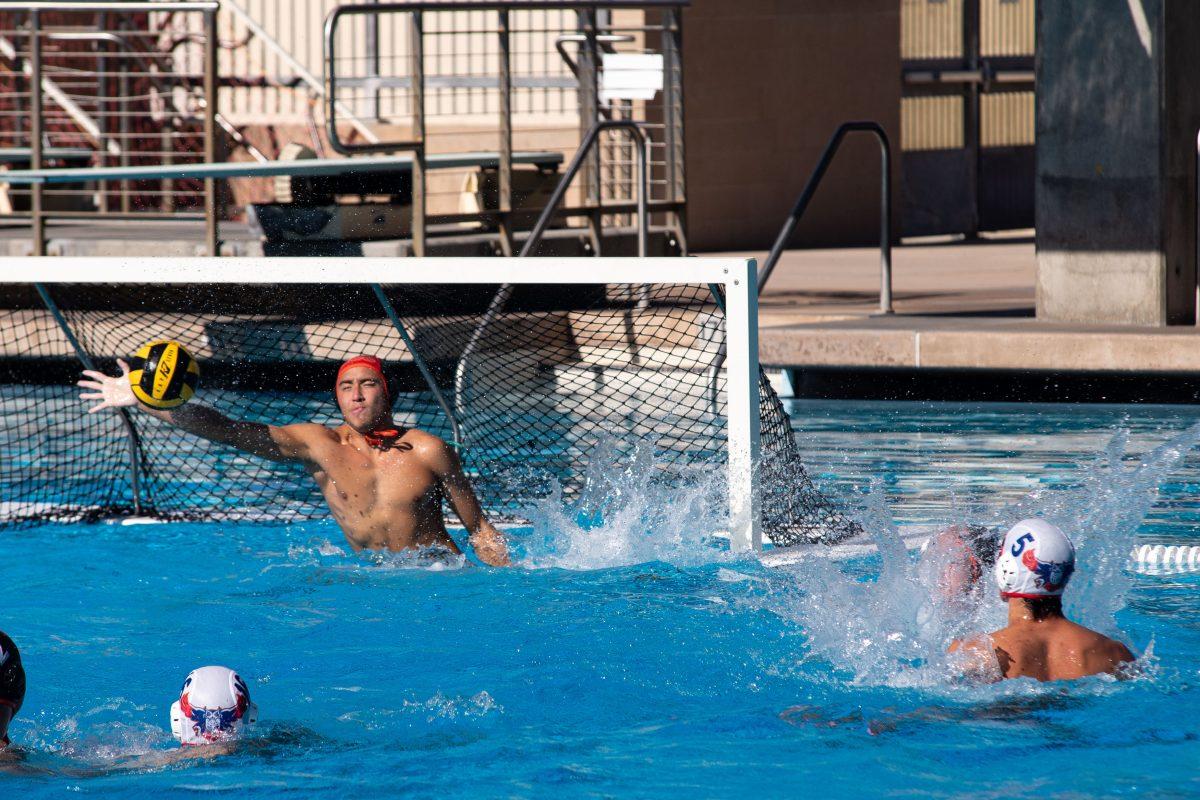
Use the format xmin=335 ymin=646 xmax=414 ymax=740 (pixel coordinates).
xmin=313 ymin=443 xmax=439 ymax=511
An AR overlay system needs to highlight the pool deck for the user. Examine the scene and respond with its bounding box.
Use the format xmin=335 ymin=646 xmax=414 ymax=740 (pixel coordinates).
xmin=711 ymin=234 xmax=1200 ymax=374
xmin=5 ymin=218 xmax=1200 ymax=375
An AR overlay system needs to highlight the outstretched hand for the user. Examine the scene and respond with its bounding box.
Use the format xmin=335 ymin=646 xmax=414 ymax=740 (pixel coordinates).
xmin=77 ymin=359 xmax=137 ymax=414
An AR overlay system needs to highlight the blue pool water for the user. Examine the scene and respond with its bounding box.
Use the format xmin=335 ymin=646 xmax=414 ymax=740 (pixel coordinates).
xmin=4 ymin=399 xmax=1200 ymax=797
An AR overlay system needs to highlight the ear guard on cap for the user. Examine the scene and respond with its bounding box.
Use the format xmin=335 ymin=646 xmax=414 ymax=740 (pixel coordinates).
xmin=994 ymin=518 xmax=1075 ymax=599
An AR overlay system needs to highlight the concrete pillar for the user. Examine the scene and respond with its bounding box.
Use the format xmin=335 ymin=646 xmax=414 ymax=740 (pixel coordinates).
xmin=1036 ymin=0 xmax=1200 ymax=326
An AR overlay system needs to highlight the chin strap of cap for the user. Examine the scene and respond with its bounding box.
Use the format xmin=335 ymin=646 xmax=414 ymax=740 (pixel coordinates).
xmin=364 ymin=427 xmax=404 ymax=450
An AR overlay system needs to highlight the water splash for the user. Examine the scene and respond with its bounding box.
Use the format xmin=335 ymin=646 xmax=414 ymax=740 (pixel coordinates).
xmin=1010 ymin=422 xmax=1200 ymax=637
xmin=516 ymin=438 xmax=731 ymax=570
xmin=17 ymin=697 xmax=171 ymax=764
xmin=766 ymin=424 xmax=1200 ymax=687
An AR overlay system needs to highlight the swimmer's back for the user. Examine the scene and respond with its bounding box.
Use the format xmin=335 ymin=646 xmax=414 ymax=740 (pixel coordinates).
xmin=989 ymin=619 xmax=1135 ymax=681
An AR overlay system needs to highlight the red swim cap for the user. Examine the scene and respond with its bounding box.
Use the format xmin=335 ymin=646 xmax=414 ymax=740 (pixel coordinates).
xmin=336 ymin=355 xmax=389 ymax=399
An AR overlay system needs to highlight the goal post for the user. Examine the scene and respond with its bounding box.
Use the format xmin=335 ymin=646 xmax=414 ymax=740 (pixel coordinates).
xmin=719 ymin=259 xmax=762 ymax=551
xmin=2 ymin=256 xmax=862 ymax=548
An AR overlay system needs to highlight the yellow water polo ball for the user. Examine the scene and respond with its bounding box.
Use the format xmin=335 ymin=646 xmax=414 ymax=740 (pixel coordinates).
xmin=128 ymin=340 xmax=200 ymax=409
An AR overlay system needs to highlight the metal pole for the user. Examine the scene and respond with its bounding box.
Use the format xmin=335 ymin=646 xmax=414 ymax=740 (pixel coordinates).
xmin=203 ymin=8 xmax=219 ymax=256
xmin=878 ymin=127 xmax=893 ymax=315
xmin=411 ymin=10 xmax=426 ymax=257
xmin=367 ymin=0 xmax=381 ymax=120
xmin=578 ymin=8 xmax=602 ymax=254
xmin=636 ymin=133 xmax=647 ymax=258
xmin=371 ymin=284 xmax=462 ymax=449
xmin=30 ymin=9 xmax=44 ymax=256
xmin=97 ymin=10 xmax=109 ymax=214
xmin=497 ymin=9 xmax=514 ymax=256
xmin=963 ymin=0 xmax=981 ymax=237
xmin=34 ymin=284 xmax=145 ymax=515
xmin=662 ymin=6 xmax=686 ymax=253
xmin=118 ymin=17 xmax=130 ymax=214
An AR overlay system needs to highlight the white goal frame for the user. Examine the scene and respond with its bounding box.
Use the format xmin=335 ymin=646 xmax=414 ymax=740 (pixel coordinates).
xmin=14 ymin=256 xmax=763 ymax=550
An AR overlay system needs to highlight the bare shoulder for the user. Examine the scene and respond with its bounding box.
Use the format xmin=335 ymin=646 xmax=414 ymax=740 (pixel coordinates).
xmin=948 ymin=633 xmax=1003 ymax=682
xmin=949 ymin=633 xmax=992 ymax=656
xmin=405 ymin=428 xmax=454 ymax=459
xmin=1067 ymin=622 xmax=1136 ymax=671
xmin=270 ymin=422 xmax=337 ymax=461
xmin=1092 ymin=633 xmax=1136 ymax=667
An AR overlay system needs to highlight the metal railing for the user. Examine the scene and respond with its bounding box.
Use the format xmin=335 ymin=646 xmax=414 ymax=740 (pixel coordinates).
xmin=218 ymin=0 xmax=379 ymax=147
xmin=0 ymin=2 xmax=221 ymax=254
xmin=520 ymin=118 xmax=648 ymax=257
xmin=453 ymin=118 xmax=651 ymax=425
xmin=757 ymin=121 xmax=893 ymax=314
xmin=708 ymin=121 xmax=894 ymax=414
xmin=324 ymin=1 xmax=687 ymax=257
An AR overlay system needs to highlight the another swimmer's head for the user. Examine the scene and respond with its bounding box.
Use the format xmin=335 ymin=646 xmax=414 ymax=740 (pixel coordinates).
xmin=931 ymin=523 xmax=997 ymax=598
xmin=0 ymin=631 xmax=26 ymax=747
xmin=335 ymin=355 xmax=393 ymax=433
xmin=170 ymin=665 xmax=257 ymax=746
xmin=995 ymin=519 xmax=1075 ymax=602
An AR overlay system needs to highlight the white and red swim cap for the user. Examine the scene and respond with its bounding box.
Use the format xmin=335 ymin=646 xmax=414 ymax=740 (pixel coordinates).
xmin=994 ymin=519 xmax=1076 ymax=599
xmin=169 ymin=665 xmax=257 ymax=746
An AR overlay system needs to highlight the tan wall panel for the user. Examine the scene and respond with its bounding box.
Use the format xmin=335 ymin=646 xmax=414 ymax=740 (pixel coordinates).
xmin=902 ymin=95 xmax=964 ymax=150
xmin=981 ymin=90 xmax=1033 ymax=147
xmin=901 ymin=0 xmax=962 ymax=60
xmin=981 ymin=0 xmax=1034 ymax=57
xmin=683 ymin=0 xmax=901 ymax=250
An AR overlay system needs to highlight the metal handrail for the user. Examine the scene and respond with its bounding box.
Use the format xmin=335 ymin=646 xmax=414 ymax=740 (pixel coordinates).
xmin=521 ymin=119 xmax=648 ymax=258
xmin=324 ymin=1 xmax=688 ymax=256
xmin=16 ymin=4 xmax=221 ymax=255
xmin=452 ymin=119 xmax=651 ymax=426
xmin=219 ymin=0 xmax=379 ymax=146
xmin=757 ymin=121 xmax=893 ymax=313
xmin=707 ymin=121 xmax=893 ymax=414
xmin=553 ymin=33 xmax=633 ymax=78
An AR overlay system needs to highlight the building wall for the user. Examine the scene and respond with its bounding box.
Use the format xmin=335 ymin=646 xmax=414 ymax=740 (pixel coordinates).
xmin=681 ymin=0 xmax=900 ymax=251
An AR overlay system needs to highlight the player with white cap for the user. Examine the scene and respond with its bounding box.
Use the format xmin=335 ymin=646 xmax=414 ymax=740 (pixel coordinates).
xmin=950 ymin=519 xmax=1135 ymax=681
xmin=170 ymin=666 xmax=258 ymax=746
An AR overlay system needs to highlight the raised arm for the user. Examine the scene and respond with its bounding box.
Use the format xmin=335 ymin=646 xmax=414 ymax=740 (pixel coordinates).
xmin=78 ymin=359 xmax=320 ymax=463
xmin=419 ymin=436 xmax=510 ymax=567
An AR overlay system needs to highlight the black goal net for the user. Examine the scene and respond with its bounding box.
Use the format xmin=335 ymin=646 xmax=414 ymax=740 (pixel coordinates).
xmin=0 ymin=280 xmax=859 ymax=546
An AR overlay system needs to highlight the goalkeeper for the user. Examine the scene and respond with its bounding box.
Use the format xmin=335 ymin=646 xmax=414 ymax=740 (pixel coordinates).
xmin=77 ymin=354 xmax=510 ymax=566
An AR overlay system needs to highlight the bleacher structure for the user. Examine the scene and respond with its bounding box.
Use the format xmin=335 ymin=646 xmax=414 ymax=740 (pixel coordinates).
xmin=0 ymin=0 xmax=688 ymax=258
